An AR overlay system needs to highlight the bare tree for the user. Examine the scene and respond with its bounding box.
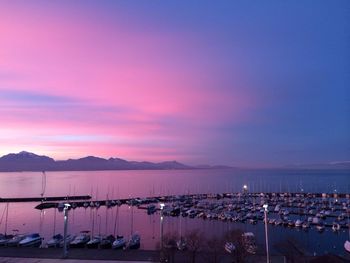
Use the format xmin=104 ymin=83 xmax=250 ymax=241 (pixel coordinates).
xmin=205 ymin=236 xmax=224 ymax=263
xmin=224 ymin=229 xmax=247 ymax=263
xmin=162 ymin=232 xmax=179 ymax=263
xmin=185 ymin=229 xmax=205 ymax=263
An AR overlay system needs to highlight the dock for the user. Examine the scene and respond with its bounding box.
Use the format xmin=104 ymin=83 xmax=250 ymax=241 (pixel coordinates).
xmin=34 ymin=191 xmax=350 ymax=210
xmin=0 ymin=195 xmax=91 ymax=203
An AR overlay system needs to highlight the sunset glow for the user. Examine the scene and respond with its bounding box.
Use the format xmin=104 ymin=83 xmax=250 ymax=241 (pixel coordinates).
xmin=0 ymin=1 xmax=349 ymax=166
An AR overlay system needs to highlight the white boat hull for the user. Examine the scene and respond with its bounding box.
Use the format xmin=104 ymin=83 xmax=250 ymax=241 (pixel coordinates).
xmin=345 ymin=240 xmax=350 ymax=253
xmin=19 ymin=238 xmax=42 ymax=247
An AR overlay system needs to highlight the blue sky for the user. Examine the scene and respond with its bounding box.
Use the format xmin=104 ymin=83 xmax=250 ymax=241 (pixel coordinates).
xmin=0 ymin=0 xmax=349 ymax=166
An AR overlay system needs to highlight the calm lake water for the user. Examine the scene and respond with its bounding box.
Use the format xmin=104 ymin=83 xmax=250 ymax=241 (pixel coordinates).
xmin=0 ymin=169 xmax=349 ymax=257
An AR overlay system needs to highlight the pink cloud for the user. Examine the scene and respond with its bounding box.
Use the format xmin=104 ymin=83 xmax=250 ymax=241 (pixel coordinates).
xmin=0 ymin=2 xmax=259 ymax=163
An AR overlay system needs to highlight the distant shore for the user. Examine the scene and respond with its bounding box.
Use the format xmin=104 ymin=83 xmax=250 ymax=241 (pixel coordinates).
xmin=1 ymin=151 xmax=349 ymax=173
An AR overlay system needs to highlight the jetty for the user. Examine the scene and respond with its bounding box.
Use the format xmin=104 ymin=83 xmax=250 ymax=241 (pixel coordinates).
xmin=0 ymin=195 xmax=91 ymax=203
xmin=34 ymin=192 xmax=350 ymax=210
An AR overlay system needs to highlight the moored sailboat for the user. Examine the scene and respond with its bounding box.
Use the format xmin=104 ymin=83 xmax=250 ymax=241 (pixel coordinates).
xmin=224 ymin=242 xmax=236 ymax=254
xmin=112 ymin=235 xmax=127 ymax=249
xmin=70 ymin=231 xmax=90 ymax=248
xmin=47 ymin=234 xmax=63 ymax=248
xmin=176 ymin=214 xmax=186 ymax=250
xmin=128 ymin=233 xmax=140 ymax=249
xmin=19 ymin=233 xmax=42 ymax=247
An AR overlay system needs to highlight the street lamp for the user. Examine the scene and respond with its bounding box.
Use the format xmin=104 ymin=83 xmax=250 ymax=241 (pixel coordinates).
xmin=263 ymin=204 xmax=270 ymax=263
xmin=63 ymin=203 xmax=71 ymax=258
xmin=160 ymin=203 xmax=165 ymax=251
xmin=243 ymin=184 xmax=248 ymax=194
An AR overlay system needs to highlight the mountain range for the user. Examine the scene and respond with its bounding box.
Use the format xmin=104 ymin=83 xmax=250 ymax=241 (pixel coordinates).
xmin=0 ymin=151 xmax=348 ymax=172
xmin=0 ymin=151 xmax=198 ymax=172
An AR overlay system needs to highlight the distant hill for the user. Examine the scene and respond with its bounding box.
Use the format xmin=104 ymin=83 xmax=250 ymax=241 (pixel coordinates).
xmin=283 ymin=161 xmax=350 ymax=170
xmin=0 ymin=151 xmax=192 ymax=172
xmin=195 ymin=164 xmax=234 ymax=169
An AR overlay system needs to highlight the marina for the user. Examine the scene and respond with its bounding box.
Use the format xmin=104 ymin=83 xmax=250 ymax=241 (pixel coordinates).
xmin=1 ymin=0 xmax=349 ymax=261
xmin=0 ymin=169 xmax=349 ymax=260
xmin=34 ymin=191 xmax=350 ymax=232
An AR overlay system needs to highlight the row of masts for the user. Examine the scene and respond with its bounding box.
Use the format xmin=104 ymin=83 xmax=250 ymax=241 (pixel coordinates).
xmin=35 ymin=191 xmax=350 ymax=210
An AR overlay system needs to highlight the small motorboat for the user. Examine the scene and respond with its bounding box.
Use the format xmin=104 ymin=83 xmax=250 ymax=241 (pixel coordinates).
xmin=100 ymin=235 xmax=115 ymax=249
xmin=332 ymin=223 xmax=341 ymax=232
xmin=0 ymin=234 xmax=13 ymax=246
xmin=283 ymin=209 xmax=289 ymax=216
xmin=176 ymin=237 xmax=187 ymax=251
xmin=316 ymin=224 xmax=325 ymax=232
xmin=274 ymin=219 xmax=283 ymax=226
xmin=128 ymin=233 xmax=140 ymax=249
xmin=86 ymin=235 xmax=102 ymax=249
xmin=242 ymin=232 xmax=257 ymax=254
xmin=59 ymin=234 xmax=75 ymax=248
xmin=224 ymin=242 xmax=236 ymax=253
xmin=249 ymin=218 xmax=257 ymax=225
xmin=295 ymin=219 xmax=303 ymax=227
xmin=302 ymin=222 xmax=310 ymax=230
xmin=312 ymin=217 xmax=320 ymax=225
xmin=19 ymin=233 xmax=42 ymax=247
xmin=57 ymin=202 xmax=65 ymax=212
xmin=345 ymin=240 xmax=350 ymax=253
xmin=268 ymin=218 xmax=276 ymax=225
xmin=288 ymin=220 xmax=295 ymax=228
xmin=112 ymin=235 xmax=127 ymax=249
xmin=274 ymin=204 xmax=281 ymax=212
xmin=47 ymin=234 xmax=63 ymax=248
xmin=70 ymin=231 xmax=90 ymax=248
xmin=6 ymin=234 xmax=26 ymax=247
xmin=147 ymin=204 xmax=157 ymax=215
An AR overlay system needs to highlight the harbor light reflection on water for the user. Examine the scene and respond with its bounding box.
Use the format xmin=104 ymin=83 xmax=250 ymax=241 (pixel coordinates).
xmin=0 ymin=169 xmax=349 ymax=257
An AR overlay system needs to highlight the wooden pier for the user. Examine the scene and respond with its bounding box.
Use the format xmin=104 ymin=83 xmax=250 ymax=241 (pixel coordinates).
xmin=0 ymin=195 xmax=91 ymax=203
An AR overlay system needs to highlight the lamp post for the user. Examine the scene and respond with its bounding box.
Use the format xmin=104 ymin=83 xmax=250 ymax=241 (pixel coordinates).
xmin=63 ymin=203 xmax=71 ymax=258
xmin=263 ymin=204 xmax=270 ymax=263
xmin=160 ymin=203 xmax=165 ymax=262
xmin=243 ymin=184 xmax=248 ymax=194
xmin=160 ymin=203 xmax=165 ymax=250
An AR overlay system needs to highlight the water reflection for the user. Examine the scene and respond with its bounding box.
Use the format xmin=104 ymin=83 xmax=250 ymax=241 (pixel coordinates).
xmin=0 ymin=169 xmax=349 ymax=256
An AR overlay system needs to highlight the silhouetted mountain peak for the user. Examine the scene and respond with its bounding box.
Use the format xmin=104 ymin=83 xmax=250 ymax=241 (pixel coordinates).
xmin=19 ymin=151 xmax=35 ymax=156
xmin=0 ymin=151 xmax=192 ymax=172
xmin=0 ymin=151 xmax=54 ymax=162
xmin=108 ymin=157 xmax=128 ymax=163
xmin=77 ymin=156 xmax=107 ymax=162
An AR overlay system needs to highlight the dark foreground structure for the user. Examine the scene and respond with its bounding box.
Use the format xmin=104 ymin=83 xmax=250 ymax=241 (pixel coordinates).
xmin=0 ymin=247 xmax=349 ymax=263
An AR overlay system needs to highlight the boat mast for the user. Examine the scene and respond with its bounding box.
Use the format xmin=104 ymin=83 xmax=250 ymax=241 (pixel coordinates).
xmin=53 ymin=207 xmax=57 ymax=236
xmin=4 ymin=203 xmax=9 ymax=236
xmin=105 ymin=194 xmax=108 ymax=235
xmin=348 ymin=209 xmax=350 ymax=240
xmin=91 ymin=209 xmax=95 ymax=238
xmin=179 ymin=213 xmax=182 ymax=239
xmin=98 ymin=214 xmax=101 ymax=236
xmin=113 ymin=205 xmax=118 ymax=236
xmin=131 ymin=205 xmax=134 ymax=236
xmin=41 ymin=171 xmax=46 ymax=199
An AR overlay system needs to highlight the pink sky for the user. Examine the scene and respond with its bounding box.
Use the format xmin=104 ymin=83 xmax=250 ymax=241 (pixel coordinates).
xmin=0 ymin=2 xmax=256 ymax=164
xmin=1 ymin=1 xmax=348 ymax=166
